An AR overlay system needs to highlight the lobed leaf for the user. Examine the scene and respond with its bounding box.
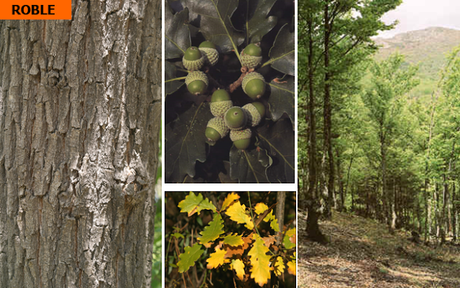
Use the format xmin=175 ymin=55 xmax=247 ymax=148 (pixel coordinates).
xmin=178 ymin=192 xmax=217 ymax=216
xmin=181 ymin=0 xmax=244 ymax=58
xmin=225 ymin=201 xmax=254 ymax=230
xmin=221 ymin=192 xmax=240 ymax=211
xmin=287 ymin=260 xmax=296 ymax=275
xmin=177 ymin=243 xmax=204 ymax=273
xmin=198 ymin=213 xmax=224 ymax=247
xmin=254 ymin=203 xmax=269 ymax=214
xmin=166 ymin=102 xmax=213 ymax=182
xmin=165 ymin=8 xmax=191 ymax=59
xmin=263 ymin=23 xmax=294 ymax=75
xmin=248 ymin=234 xmax=272 ymax=286
xmin=267 ymin=76 xmax=295 ymax=122
xmin=283 ymin=227 xmax=296 ymax=249
xmin=274 ymin=256 xmax=285 ymax=276
xmin=229 ymin=146 xmax=271 ymax=183
xmin=231 ymin=259 xmax=245 ymax=281
xmin=223 ymin=233 xmax=244 ymax=247
xmin=246 ymin=0 xmax=278 ymax=43
xmin=206 ymin=247 xmax=228 ymax=269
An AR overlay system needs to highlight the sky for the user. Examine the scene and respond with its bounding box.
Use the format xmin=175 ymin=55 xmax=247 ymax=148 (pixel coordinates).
xmin=378 ymin=0 xmax=460 ymax=38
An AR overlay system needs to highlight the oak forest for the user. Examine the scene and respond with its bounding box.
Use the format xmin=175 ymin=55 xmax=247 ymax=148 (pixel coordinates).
xmin=299 ymin=0 xmax=460 ymax=287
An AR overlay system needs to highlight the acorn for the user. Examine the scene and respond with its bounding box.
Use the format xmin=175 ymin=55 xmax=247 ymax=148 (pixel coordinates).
xmin=185 ymin=71 xmax=208 ymax=95
xmin=183 ymin=46 xmax=205 ymax=71
xmin=242 ymin=72 xmax=266 ymax=99
xmin=230 ymin=128 xmax=252 ymax=150
xmin=199 ymin=41 xmax=219 ymax=66
xmin=240 ymin=44 xmax=262 ymax=69
xmin=210 ymin=89 xmax=233 ymax=117
xmin=242 ymin=102 xmax=265 ymax=127
xmin=206 ymin=117 xmax=229 ymax=143
xmin=224 ymin=107 xmax=247 ymax=130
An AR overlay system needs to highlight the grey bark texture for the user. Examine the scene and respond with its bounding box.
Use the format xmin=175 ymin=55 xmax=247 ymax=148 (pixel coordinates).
xmin=0 ymin=0 xmax=162 ymax=287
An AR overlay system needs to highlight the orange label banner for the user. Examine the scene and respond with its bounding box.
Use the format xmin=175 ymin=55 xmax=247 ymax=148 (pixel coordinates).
xmin=0 ymin=0 xmax=71 ymax=20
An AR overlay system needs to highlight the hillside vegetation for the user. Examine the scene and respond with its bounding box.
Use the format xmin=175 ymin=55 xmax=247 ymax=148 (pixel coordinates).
xmin=299 ymin=211 xmax=460 ymax=288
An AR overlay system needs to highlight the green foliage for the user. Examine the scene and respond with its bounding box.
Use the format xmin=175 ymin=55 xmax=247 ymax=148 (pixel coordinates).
xmin=165 ymin=192 xmax=296 ymax=287
xmin=165 ymin=0 xmax=294 ymax=183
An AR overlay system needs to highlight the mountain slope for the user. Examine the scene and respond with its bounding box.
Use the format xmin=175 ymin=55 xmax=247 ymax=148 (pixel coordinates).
xmin=374 ymin=27 xmax=460 ymax=80
xmin=298 ymin=211 xmax=460 ymax=288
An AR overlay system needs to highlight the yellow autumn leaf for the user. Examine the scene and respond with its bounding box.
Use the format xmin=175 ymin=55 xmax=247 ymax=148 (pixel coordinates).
xmin=221 ymin=192 xmax=240 ymax=211
xmin=231 ymin=259 xmax=245 ymax=281
xmin=206 ymin=248 xmax=228 ymax=269
xmin=226 ymin=201 xmax=254 ymax=230
xmin=248 ymin=234 xmax=271 ymax=286
xmin=287 ymin=260 xmax=296 ymax=275
xmin=274 ymin=256 xmax=285 ymax=276
xmin=254 ymin=203 xmax=268 ymax=214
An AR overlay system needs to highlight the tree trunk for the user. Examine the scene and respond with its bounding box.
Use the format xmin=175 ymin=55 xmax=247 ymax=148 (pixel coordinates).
xmin=453 ymin=182 xmax=457 ymax=242
xmin=0 ymin=1 xmax=161 ymax=287
xmin=276 ymin=192 xmax=286 ymax=245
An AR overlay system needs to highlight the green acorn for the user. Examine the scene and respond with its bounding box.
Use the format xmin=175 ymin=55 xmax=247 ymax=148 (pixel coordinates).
xmin=185 ymin=71 xmax=208 ymax=95
xmin=230 ymin=128 xmax=252 ymax=150
xmin=183 ymin=46 xmax=205 ymax=71
xmin=242 ymin=102 xmax=265 ymax=127
xmin=210 ymin=89 xmax=233 ymax=117
xmin=206 ymin=117 xmax=229 ymax=144
xmin=240 ymin=44 xmax=262 ymax=69
xmin=242 ymin=72 xmax=266 ymax=99
xmin=199 ymin=41 xmax=219 ymax=66
xmin=224 ymin=106 xmax=247 ymax=130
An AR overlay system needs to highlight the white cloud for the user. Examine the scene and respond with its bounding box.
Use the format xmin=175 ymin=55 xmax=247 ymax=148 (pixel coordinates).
xmin=378 ymin=0 xmax=460 ymax=38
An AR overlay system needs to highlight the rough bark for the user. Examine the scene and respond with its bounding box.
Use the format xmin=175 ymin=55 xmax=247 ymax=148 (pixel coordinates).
xmin=275 ymin=192 xmax=286 ymax=245
xmin=0 ymin=0 xmax=161 ymax=287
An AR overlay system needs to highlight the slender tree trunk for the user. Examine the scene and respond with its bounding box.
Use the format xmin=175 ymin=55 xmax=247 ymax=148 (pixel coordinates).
xmin=0 ymin=1 xmax=161 ymax=287
xmin=453 ymin=182 xmax=457 ymax=242
xmin=276 ymin=192 xmax=286 ymax=244
xmin=335 ymin=149 xmax=344 ymax=212
xmin=322 ymin=0 xmax=334 ymax=218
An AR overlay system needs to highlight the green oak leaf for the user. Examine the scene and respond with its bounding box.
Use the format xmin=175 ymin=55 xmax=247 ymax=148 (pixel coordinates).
xmin=177 ymin=243 xmax=204 ymax=273
xmin=283 ymin=228 xmax=296 ymax=250
xmin=166 ymin=102 xmax=213 ymax=182
xmin=223 ymin=233 xmax=244 ymax=247
xmin=181 ymin=0 xmax=244 ymax=57
xmin=256 ymin=118 xmax=294 ymax=183
xmin=229 ymin=146 xmax=271 ymax=183
xmin=178 ymin=192 xmax=217 ymax=216
xmin=165 ymin=8 xmax=191 ymax=59
xmin=263 ymin=23 xmax=294 ymax=75
xmin=198 ymin=213 xmax=224 ymax=246
xmin=267 ymin=75 xmax=294 ymax=122
xmin=246 ymin=0 xmax=277 ymax=43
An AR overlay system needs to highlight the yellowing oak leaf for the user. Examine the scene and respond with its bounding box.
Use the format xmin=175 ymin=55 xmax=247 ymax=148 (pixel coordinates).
xmin=221 ymin=192 xmax=240 ymax=211
xmin=248 ymin=234 xmax=271 ymax=286
xmin=225 ymin=201 xmax=254 ymax=230
xmin=231 ymin=259 xmax=245 ymax=281
xmin=178 ymin=192 xmax=216 ymax=216
xmin=206 ymin=248 xmax=228 ymax=269
xmin=274 ymin=256 xmax=285 ymax=276
xmin=197 ymin=213 xmax=224 ymax=247
xmin=223 ymin=233 xmax=244 ymax=247
xmin=254 ymin=203 xmax=268 ymax=214
xmin=287 ymin=260 xmax=296 ymax=275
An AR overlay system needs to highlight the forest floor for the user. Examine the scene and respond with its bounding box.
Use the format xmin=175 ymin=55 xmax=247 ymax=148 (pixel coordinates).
xmin=298 ymin=211 xmax=460 ymax=288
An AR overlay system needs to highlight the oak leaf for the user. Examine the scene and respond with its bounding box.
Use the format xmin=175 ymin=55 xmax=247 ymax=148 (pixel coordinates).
xmin=248 ymin=234 xmax=271 ymax=286
xmin=178 ymin=192 xmax=216 ymax=216
xmin=221 ymin=192 xmax=240 ymax=211
xmin=225 ymin=201 xmax=254 ymax=230
xmin=223 ymin=233 xmax=244 ymax=247
xmin=206 ymin=248 xmax=228 ymax=269
xmin=274 ymin=256 xmax=285 ymax=276
xmin=197 ymin=213 xmax=224 ymax=247
xmin=283 ymin=227 xmax=296 ymax=249
xmin=177 ymin=243 xmax=204 ymax=273
xmin=231 ymin=259 xmax=245 ymax=281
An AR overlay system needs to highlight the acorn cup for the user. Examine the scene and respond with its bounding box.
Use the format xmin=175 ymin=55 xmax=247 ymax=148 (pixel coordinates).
xmin=230 ymin=128 xmax=252 ymax=150
xmin=182 ymin=46 xmax=205 ymax=71
xmin=242 ymin=72 xmax=266 ymax=99
xmin=240 ymin=43 xmax=262 ymax=69
xmin=210 ymin=89 xmax=233 ymax=117
xmin=242 ymin=102 xmax=265 ymax=127
xmin=224 ymin=106 xmax=247 ymax=130
xmin=185 ymin=71 xmax=208 ymax=95
xmin=199 ymin=41 xmax=219 ymax=66
xmin=206 ymin=117 xmax=229 ymax=145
